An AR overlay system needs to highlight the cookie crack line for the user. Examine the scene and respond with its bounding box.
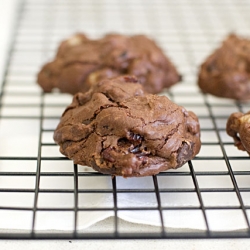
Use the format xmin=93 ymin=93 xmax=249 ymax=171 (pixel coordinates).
xmin=55 ymin=123 xmax=94 ymax=154
xmin=99 ymin=91 xmax=117 ymax=103
xmin=158 ymin=123 xmax=182 ymax=151
xmin=126 ymin=106 xmax=181 ymax=140
xmin=125 ymin=110 xmax=146 ymax=127
xmin=80 ymin=101 xmax=143 ymax=130
xmin=81 ymin=104 xmax=119 ymax=125
xmin=98 ymin=91 xmax=134 ymax=106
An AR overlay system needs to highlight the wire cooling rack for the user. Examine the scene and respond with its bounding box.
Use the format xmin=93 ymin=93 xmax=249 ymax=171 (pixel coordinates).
xmin=0 ymin=0 xmax=250 ymax=239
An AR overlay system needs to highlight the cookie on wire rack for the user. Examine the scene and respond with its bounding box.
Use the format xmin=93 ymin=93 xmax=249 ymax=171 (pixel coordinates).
xmin=37 ymin=33 xmax=181 ymax=95
xmin=54 ymin=76 xmax=201 ymax=177
xmin=198 ymin=34 xmax=250 ymax=101
xmin=227 ymin=111 xmax=250 ymax=154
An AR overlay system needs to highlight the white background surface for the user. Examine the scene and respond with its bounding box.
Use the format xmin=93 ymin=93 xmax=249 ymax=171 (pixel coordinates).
xmin=0 ymin=0 xmax=250 ymax=249
xmin=0 ymin=0 xmax=18 ymax=91
xmin=1 ymin=239 xmax=250 ymax=250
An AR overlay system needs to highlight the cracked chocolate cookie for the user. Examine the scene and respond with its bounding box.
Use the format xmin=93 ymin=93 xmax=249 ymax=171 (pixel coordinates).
xmin=37 ymin=33 xmax=181 ymax=95
xmin=53 ymin=76 xmax=201 ymax=177
xmin=198 ymin=34 xmax=250 ymax=100
xmin=226 ymin=111 xmax=250 ymax=154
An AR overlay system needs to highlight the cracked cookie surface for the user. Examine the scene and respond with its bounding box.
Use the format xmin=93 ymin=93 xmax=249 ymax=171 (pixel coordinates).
xmin=54 ymin=76 xmax=201 ymax=177
xmin=37 ymin=33 xmax=181 ymax=95
xmin=198 ymin=34 xmax=250 ymax=100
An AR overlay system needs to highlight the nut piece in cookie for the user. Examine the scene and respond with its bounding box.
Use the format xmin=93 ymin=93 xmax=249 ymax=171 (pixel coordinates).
xmin=198 ymin=34 xmax=250 ymax=100
xmin=226 ymin=111 xmax=250 ymax=153
xmin=37 ymin=33 xmax=181 ymax=95
xmin=53 ymin=76 xmax=200 ymax=177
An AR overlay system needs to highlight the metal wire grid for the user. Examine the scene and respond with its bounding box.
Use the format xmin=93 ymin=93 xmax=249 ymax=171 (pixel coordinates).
xmin=0 ymin=0 xmax=250 ymax=239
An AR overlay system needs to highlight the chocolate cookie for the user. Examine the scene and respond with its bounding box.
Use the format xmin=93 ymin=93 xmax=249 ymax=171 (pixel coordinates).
xmin=226 ymin=111 xmax=250 ymax=154
xmin=53 ymin=76 xmax=201 ymax=177
xmin=37 ymin=33 xmax=181 ymax=95
xmin=198 ymin=34 xmax=250 ymax=100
